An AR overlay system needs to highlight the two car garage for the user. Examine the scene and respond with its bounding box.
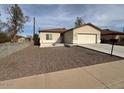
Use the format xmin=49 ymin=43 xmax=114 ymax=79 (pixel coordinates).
xmin=77 ymin=34 xmax=97 ymax=44
xmin=64 ymin=23 xmax=101 ymax=44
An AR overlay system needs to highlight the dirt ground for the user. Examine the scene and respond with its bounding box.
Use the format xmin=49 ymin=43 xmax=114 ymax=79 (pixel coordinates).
xmin=0 ymin=46 xmax=123 ymax=81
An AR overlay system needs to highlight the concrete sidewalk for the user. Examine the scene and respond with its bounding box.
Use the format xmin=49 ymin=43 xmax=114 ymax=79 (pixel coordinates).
xmin=78 ymin=44 xmax=124 ymax=58
xmin=0 ymin=59 xmax=124 ymax=89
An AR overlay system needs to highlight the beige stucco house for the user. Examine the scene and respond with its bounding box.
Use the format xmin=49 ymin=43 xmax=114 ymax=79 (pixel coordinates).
xmin=63 ymin=23 xmax=101 ymax=44
xmin=39 ymin=23 xmax=101 ymax=47
xmin=39 ymin=28 xmax=66 ymax=47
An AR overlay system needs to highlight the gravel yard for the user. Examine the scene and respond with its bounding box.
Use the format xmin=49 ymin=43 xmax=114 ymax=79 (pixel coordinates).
xmin=0 ymin=46 xmax=123 ymax=81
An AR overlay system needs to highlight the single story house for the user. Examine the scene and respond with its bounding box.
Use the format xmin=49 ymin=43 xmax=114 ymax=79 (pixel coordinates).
xmin=15 ymin=35 xmax=26 ymax=43
xmin=39 ymin=28 xmax=66 ymax=47
xmin=39 ymin=23 xmax=101 ymax=47
xmin=16 ymin=35 xmax=31 ymax=43
xmin=101 ymin=29 xmax=124 ymax=45
xmin=101 ymin=29 xmax=124 ymax=41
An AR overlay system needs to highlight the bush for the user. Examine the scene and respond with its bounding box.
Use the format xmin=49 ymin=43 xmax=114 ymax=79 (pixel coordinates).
xmin=33 ymin=34 xmax=40 ymax=46
xmin=0 ymin=32 xmax=10 ymax=43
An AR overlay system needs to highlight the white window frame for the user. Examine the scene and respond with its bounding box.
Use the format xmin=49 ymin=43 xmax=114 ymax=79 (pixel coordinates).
xmin=46 ymin=34 xmax=52 ymax=40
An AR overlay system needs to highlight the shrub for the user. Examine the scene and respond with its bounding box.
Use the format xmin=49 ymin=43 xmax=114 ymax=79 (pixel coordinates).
xmin=0 ymin=32 xmax=10 ymax=43
xmin=33 ymin=34 xmax=40 ymax=46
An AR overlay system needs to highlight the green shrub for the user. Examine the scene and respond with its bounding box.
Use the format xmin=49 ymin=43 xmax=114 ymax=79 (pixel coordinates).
xmin=33 ymin=34 xmax=40 ymax=45
xmin=33 ymin=34 xmax=39 ymax=41
xmin=0 ymin=32 xmax=10 ymax=43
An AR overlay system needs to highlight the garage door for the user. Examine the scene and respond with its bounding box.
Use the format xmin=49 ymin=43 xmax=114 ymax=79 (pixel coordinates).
xmin=78 ymin=34 xmax=96 ymax=44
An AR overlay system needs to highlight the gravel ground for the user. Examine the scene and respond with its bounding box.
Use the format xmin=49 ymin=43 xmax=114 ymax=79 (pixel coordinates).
xmin=0 ymin=46 xmax=123 ymax=81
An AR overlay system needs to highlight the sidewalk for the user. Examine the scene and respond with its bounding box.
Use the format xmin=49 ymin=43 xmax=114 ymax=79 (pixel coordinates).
xmin=78 ymin=44 xmax=124 ymax=58
xmin=0 ymin=59 xmax=124 ymax=89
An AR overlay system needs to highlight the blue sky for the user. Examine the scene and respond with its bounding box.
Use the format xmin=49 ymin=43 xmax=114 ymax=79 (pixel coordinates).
xmin=0 ymin=4 xmax=124 ymax=36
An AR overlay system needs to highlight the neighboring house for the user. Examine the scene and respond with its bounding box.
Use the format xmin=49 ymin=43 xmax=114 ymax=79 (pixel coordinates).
xmin=101 ymin=29 xmax=124 ymax=41
xmin=18 ymin=37 xmax=25 ymax=43
xmin=39 ymin=23 xmax=101 ymax=47
xmin=15 ymin=35 xmax=28 ymax=43
xmin=101 ymin=29 xmax=124 ymax=45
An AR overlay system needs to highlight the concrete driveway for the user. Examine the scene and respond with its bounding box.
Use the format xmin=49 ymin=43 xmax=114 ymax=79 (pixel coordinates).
xmin=78 ymin=44 xmax=124 ymax=58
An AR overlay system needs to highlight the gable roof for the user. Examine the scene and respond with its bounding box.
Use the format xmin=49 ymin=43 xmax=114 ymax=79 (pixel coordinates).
xmin=101 ymin=29 xmax=124 ymax=35
xmin=65 ymin=23 xmax=124 ymax=35
xmin=39 ymin=28 xmax=67 ymax=33
xmin=75 ymin=23 xmax=103 ymax=31
xmin=64 ymin=23 xmax=103 ymax=33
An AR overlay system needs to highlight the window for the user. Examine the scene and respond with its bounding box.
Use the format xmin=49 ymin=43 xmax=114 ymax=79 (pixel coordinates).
xmin=46 ymin=34 xmax=52 ymax=40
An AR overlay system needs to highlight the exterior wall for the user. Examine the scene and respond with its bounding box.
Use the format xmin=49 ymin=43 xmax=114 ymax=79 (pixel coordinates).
xmin=64 ymin=30 xmax=73 ymax=44
xmin=39 ymin=32 xmax=61 ymax=47
xmin=73 ymin=25 xmax=101 ymax=44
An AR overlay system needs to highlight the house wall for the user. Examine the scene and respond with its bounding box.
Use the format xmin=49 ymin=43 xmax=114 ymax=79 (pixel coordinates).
xmin=73 ymin=25 xmax=101 ymax=44
xmin=64 ymin=30 xmax=73 ymax=44
xmin=39 ymin=32 xmax=61 ymax=47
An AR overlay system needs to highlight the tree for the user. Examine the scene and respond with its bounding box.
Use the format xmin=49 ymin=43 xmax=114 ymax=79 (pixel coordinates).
xmin=0 ymin=31 xmax=10 ymax=43
xmin=0 ymin=9 xmax=10 ymax=43
xmin=75 ymin=17 xmax=85 ymax=27
xmin=6 ymin=4 xmax=28 ymax=42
